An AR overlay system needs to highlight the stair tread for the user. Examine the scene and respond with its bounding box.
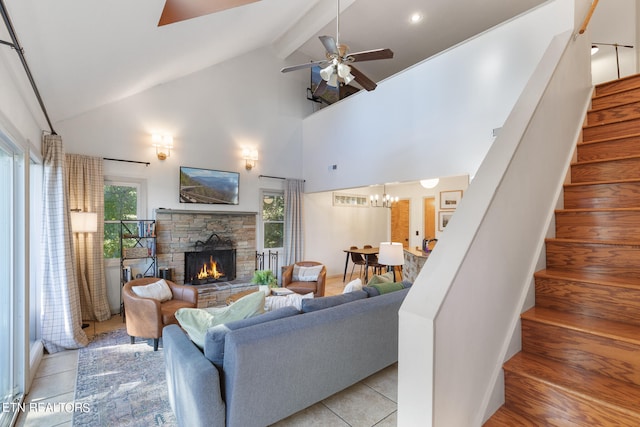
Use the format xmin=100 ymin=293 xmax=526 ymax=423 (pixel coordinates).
xmin=571 ymin=154 xmax=640 ymax=166
xmin=588 ymin=99 xmax=640 ymax=114
xmin=577 ymin=132 xmax=640 ymax=146
xmin=536 ymin=268 xmax=640 ymax=289
xmin=583 ymin=115 xmax=640 ymax=130
xmin=556 ymin=207 xmax=640 ymax=214
xmin=545 ymin=237 xmax=640 ymax=247
xmin=564 ymin=177 xmax=640 ymax=187
xmin=505 ymin=352 xmax=640 ymax=417
xmin=522 ymin=306 xmax=640 ymax=345
xmin=484 ymin=407 xmax=538 ymax=426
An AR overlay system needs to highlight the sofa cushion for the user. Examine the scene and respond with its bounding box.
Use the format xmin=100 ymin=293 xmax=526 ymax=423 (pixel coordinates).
xmin=264 ymin=292 xmax=313 ymax=312
xmin=204 ymin=306 xmax=300 ymax=367
xmin=176 ymin=291 xmax=265 ymax=349
xmin=364 ymin=280 xmax=412 ymax=297
xmin=131 ymin=278 xmax=173 ymax=302
xmin=292 ymin=264 xmax=323 ymax=281
xmin=300 ymin=290 xmax=368 ymax=313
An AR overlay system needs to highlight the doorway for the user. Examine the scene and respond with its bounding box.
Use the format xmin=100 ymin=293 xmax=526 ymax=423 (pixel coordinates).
xmin=391 ymin=199 xmax=410 ymax=247
xmin=424 ymin=197 xmax=436 ymax=240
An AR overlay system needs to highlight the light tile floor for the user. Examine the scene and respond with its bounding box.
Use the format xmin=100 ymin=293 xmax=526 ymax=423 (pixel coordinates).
xmin=16 ymin=275 xmax=397 ymax=427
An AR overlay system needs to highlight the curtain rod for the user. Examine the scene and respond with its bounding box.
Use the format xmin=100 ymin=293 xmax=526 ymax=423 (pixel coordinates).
xmin=104 ymin=157 xmax=150 ymax=166
xmin=0 ymin=0 xmax=57 ymax=135
xmin=259 ymin=175 xmax=305 ymax=182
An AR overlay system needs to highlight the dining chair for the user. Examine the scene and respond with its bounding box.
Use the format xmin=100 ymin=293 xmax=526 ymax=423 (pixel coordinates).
xmin=363 ymin=245 xmax=383 ymax=278
xmin=349 ymin=246 xmax=367 ymax=281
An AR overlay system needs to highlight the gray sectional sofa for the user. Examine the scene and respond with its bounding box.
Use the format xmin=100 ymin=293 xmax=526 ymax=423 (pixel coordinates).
xmin=163 ymin=287 xmax=410 ymax=427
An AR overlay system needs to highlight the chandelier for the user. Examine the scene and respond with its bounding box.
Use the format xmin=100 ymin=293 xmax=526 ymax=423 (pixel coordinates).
xmin=370 ymin=186 xmax=398 ymax=208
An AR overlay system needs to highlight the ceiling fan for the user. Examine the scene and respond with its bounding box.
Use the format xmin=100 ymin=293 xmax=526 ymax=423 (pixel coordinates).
xmin=281 ymin=0 xmax=394 ymax=95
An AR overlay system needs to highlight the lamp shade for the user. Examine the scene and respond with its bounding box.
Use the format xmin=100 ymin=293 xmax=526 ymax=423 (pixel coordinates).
xmin=378 ymin=242 xmax=404 ymax=266
xmin=71 ymin=211 xmax=97 ymax=233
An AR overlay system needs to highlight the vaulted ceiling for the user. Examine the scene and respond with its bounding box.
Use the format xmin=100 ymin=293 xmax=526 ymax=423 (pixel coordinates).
xmin=0 ymin=0 xmax=634 ymax=124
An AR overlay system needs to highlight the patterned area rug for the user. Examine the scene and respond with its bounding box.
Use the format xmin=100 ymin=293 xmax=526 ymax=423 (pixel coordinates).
xmin=73 ymin=327 xmax=176 ymax=426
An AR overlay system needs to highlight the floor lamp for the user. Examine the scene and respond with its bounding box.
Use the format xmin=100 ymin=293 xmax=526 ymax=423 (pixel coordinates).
xmin=378 ymin=242 xmax=404 ymax=282
xmin=70 ymin=210 xmax=97 ymax=329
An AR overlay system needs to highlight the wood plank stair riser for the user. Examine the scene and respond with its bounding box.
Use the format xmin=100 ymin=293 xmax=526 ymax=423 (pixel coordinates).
xmin=592 ymin=88 xmax=640 ymax=110
xmin=583 ymin=117 xmax=640 ymax=141
xmin=563 ymin=181 xmax=640 ymax=209
xmin=577 ymin=135 xmax=640 ymax=161
xmin=545 ymin=240 xmax=640 ymax=279
xmin=534 ymin=277 xmax=640 ymax=326
xmin=521 ymin=319 xmax=640 ymax=385
xmin=571 ymin=157 xmax=640 ymax=183
xmin=555 ymin=210 xmax=640 ymax=241
xmin=588 ymin=101 xmax=640 ymax=125
xmin=483 ymin=407 xmax=539 ymax=426
xmin=503 ymin=371 xmax=640 ymax=426
xmin=595 ymin=75 xmax=640 ymax=97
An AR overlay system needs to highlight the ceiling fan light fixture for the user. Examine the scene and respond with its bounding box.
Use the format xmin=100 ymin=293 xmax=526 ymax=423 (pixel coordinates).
xmin=337 ymin=62 xmax=351 ymax=78
xmin=343 ymin=73 xmax=355 ymax=85
xmin=320 ymin=64 xmax=335 ymax=81
xmin=327 ymin=73 xmax=339 ymax=87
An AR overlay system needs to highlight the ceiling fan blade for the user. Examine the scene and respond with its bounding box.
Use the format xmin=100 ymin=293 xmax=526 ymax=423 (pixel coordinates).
xmin=350 ymin=65 xmax=377 ymax=91
xmin=348 ymin=48 xmax=394 ymax=63
xmin=281 ymin=60 xmax=327 ymax=73
xmin=313 ymin=79 xmax=328 ymax=97
xmin=319 ymin=35 xmax=339 ymax=55
xmin=158 ymin=0 xmax=260 ymax=26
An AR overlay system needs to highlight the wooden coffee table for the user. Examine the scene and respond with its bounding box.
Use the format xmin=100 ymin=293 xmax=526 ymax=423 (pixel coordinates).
xmin=225 ymin=289 xmax=257 ymax=305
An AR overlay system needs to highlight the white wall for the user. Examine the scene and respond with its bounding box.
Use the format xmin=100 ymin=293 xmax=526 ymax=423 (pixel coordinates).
xmin=56 ymin=47 xmax=313 ymax=216
xmin=301 ymin=1 xmax=574 ymax=194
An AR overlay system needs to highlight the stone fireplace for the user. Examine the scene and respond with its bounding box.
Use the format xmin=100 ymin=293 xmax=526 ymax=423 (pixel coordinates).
xmin=154 ymin=209 xmax=256 ymax=286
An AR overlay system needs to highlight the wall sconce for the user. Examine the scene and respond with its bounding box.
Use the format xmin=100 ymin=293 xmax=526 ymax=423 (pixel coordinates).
xmin=70 ymin=209 xmax=97 ymax=233
xmin=420 ymin=178 xmax=440 ymax=189
xmin=242 ymin=148 xmax=259 ymax=171
xmin=152 ymin=134 xmax=173 ymax=160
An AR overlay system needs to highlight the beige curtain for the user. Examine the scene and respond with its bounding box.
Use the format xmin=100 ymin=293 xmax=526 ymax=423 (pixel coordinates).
xmin=284 ymin=179 xmax=305 ymax=265
xmin=41 ymin=135 xmax=88 ymax=353
xmin=66 ymin=154 xmax=111 ymax=322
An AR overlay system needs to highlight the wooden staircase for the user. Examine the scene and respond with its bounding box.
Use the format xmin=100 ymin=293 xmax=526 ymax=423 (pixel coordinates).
xmin=485 ymin=74 xmax=640 ymax=426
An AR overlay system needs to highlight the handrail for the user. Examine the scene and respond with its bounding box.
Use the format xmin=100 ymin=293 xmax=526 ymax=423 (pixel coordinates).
xmin=578 ymin=0 xmax=599 ymax=34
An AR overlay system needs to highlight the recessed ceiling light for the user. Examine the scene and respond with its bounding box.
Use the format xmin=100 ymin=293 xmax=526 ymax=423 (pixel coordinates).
xmin=410 ymin=13 xmax=423 ymax=24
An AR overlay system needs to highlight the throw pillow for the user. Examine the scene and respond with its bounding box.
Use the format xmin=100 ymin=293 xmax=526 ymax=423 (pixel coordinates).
xmin=176 ymin=291 xmax=265 ymax=349
xmin=292 ymin=265 xmax=323 ymax=282
xmin=300 ymin=290 xmax=368 ymax=313
xmin=131 ymin=279 xmax=173 ymax=302
xmin=371 ymin=281 xmax=405 ymax=295
xmin=343 ymin=278 xmax=363 ymax=294
xmin=204 ymin=306 xmax=300 ymax=367
xmin=367 ymin=271 xmax=394 ymax=286
xmin=264 ymin=292 xmax=313 ymax=311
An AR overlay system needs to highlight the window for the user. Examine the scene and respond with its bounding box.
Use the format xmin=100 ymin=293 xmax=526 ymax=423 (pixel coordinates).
xmin=261 ymin=192 xmax=284 ymax=249
xmin=0 ymin=132 xmax=25 ymax=427
xmin=104 ymin=179 xmax=146 ymax=259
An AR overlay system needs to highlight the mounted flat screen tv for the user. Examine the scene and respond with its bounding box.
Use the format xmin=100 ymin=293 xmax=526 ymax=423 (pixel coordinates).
xmin=179 ymin=166 xmax=239 ymax=205
xmin=310 ymin=65 xmax=359 ymax=105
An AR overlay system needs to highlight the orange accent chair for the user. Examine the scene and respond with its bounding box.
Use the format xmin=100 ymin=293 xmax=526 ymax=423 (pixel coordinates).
xmin=282 ymin=261 xmax=327 ymax=297
xmin=122 ymin=277 xmax=198 ymax=351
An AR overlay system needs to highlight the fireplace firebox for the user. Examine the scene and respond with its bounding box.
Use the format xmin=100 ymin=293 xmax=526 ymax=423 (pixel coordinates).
xmin=184 ymin=233 xmax=236 ymax=285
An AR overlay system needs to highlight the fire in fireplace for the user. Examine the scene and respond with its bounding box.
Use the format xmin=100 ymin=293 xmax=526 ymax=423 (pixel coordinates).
xmin=185 ymin=249 xmax=236 ymax=285
xmin=184 ymin=233 xmax=237 ymax=285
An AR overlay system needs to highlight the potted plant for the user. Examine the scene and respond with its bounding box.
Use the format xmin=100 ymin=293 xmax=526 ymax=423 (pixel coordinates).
xmin=251 ymin=270 xmax=277 ymax=288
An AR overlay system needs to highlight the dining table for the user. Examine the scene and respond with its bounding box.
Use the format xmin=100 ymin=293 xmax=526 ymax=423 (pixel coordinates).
xmin=343 ymin=247 xmax=379 ymax=283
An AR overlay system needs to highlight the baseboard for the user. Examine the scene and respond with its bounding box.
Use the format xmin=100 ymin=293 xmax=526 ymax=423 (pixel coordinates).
xmin=27 ymin=340 xmax=44 ymax=392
